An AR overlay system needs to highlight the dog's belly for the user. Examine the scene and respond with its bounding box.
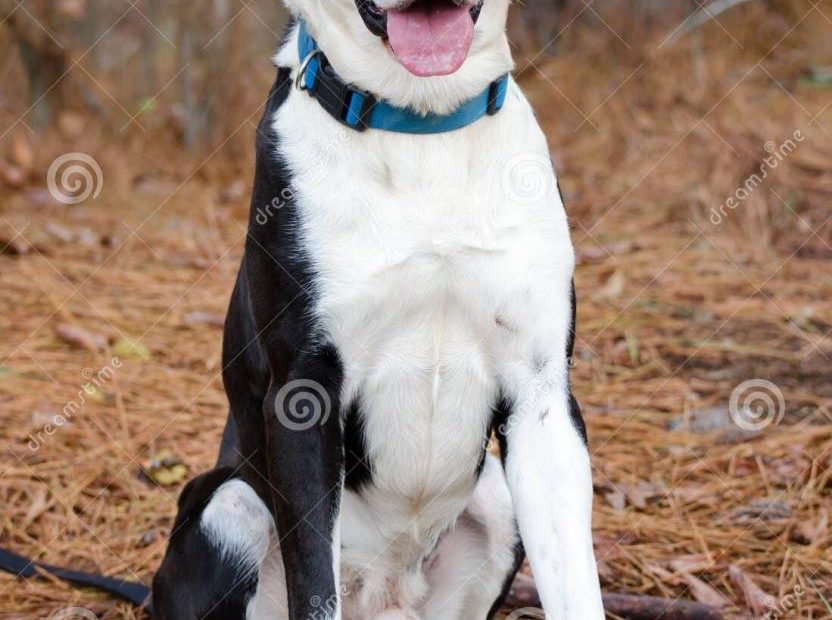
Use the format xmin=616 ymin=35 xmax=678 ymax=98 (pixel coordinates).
xmin=327 ymin=230 xmax=515 ymax=615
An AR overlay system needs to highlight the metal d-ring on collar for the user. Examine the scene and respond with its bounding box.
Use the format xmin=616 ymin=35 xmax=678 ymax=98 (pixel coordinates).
xmin=295 ymin=48 xmax=323 ymax=91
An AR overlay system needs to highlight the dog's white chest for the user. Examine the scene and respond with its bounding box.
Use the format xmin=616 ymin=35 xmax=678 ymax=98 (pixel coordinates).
xmin=274 ymin=84 xmax=573 ymax=606
xmin=277 ymin=85 xmax=569 ymax=493
xmin=303 ymin=153 xmax=503 ymax=498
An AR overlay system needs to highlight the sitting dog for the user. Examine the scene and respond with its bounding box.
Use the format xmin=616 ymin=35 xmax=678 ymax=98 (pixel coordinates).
xmin=154 ymin=0 xmax=604 ymax=618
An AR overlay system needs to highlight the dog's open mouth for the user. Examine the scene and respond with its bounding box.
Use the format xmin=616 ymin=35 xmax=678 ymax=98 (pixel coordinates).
xmin=356 ymin=0 xmax=484 ymax=77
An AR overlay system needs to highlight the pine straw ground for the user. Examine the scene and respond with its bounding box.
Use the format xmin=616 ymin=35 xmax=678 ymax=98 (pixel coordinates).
xmin=1 ymin=2 xmax=832 ymax=619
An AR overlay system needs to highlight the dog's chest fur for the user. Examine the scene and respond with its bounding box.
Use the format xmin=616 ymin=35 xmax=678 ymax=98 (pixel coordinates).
xmin=272 ymin=81 xmax=572 ymax=602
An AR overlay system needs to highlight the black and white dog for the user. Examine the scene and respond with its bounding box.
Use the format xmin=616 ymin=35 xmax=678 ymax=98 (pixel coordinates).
xmin=153 ymin=0 xmax=604 ymax=618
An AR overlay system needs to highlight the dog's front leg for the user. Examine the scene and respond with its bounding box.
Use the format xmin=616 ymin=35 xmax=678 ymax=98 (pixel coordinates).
xmin=264 ymin=351 xmax=343 ymax=620
xmin=498 ymin=277 xmax=604 ymax=620
xmin=501 ymin=379 xmax=603 ymax=619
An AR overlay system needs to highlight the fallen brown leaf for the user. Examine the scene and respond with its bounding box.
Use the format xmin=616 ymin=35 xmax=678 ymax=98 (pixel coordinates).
xmin=728 ymin=564 xmax=770 ymax=616
xmin=183 ymin=311 xmax=226 ymax=328
xmin=0 ymin=233 xmax=30 ymax=256
xmin=9 ymin=133 xmax=34 ymax=171
xmin=0 ymin=161 xmax=26 ymax=189
xmin=670 ymin=554 xmax=712 ymax=574
xmin=789 ymin=508 xmax=829 ymax=545
xmin=55 ymin=323 xmax=108 ymax=351
xmin=679 ymin=572 xmax=732 ymax=608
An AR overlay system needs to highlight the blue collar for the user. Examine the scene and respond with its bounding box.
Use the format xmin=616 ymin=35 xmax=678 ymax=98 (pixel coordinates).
xmin=296 ymin=21 xmax=509 ymax=135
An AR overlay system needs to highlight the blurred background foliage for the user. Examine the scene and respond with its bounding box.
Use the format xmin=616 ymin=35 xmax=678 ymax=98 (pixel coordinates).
xmin=0 ymin=0 xmax=751 ymax=166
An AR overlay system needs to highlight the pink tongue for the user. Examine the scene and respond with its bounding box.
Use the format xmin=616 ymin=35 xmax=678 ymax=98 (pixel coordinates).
xmin=387 ymin=1 xmax=475 ymax=77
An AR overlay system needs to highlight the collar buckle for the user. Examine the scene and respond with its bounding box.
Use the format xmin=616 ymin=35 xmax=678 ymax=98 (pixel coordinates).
xmin=340 ymin=87 xmax=376 ymax=132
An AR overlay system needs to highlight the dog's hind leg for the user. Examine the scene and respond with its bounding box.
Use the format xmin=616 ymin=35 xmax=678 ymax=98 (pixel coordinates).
xmin=153 ymin=470 xmax=288 ymax=619
xmin=201 ymin=479 xmax=288 ymax=617
xmin=216 ymin=414 xmax=242 ymax=469
xmin=221 ymin=265 xmax=271 ymax=497
xmin=419 ymin=454 xmax=520 ymax=620
xmin=194 ymin=474 xmax=291 ymax=620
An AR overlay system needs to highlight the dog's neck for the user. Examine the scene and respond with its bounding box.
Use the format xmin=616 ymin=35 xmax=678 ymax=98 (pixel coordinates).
xmin=275 ymin=3 xmax=513 ymax=116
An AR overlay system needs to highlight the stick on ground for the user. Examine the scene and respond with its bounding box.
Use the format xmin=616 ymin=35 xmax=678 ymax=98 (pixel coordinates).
xmin=506 ymin=575 xmax=724 ymax=620
xmin=666 ymin=0 xmax=757 ymax=44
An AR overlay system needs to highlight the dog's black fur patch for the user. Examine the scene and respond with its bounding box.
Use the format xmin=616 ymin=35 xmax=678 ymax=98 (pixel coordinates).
xmin=152 ymin=469 xmax=258 ymax=620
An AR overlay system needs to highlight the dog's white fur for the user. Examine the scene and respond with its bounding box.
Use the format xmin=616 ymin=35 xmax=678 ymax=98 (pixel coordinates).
xmin=201 ymin=479 xmax=275 ymax=572
xmin=229 ymin=2 xmax=607 ymax=618
xmin=277 ymin=0 xmax=513 ymax=115
xmin=204 ymin=456 xmax=520 ymax=620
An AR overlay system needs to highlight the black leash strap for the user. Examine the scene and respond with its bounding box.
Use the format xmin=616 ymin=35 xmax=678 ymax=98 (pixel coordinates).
xmin=0 ymin=547 xmax=152 ymax=612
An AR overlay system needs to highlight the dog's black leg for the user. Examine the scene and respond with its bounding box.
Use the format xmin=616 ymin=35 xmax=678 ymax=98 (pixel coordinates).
xmin=264 ymin=347 xmax=344 ymax=620
xmin=223 ymin=262 xmax=344 ymax=618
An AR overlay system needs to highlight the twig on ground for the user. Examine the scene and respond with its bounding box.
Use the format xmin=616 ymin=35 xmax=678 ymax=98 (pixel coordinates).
xmin=506 ymin=575 xmax=724 ymax=620
xmin=667 ymin=0 xmax=758 ymax=44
